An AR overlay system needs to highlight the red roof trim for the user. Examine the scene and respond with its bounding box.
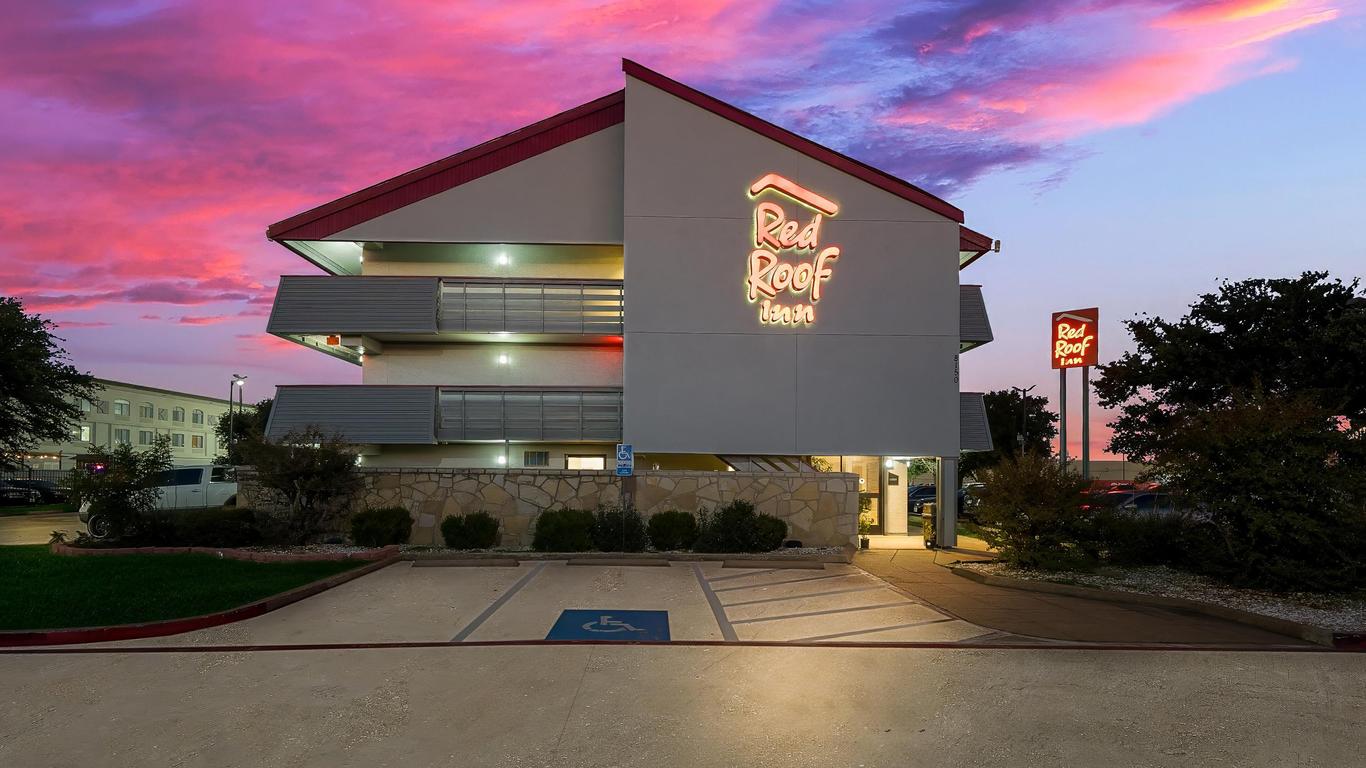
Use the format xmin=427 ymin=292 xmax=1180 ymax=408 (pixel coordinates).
xmin=622 ymin=59 xmax=965 ymax=224
xmin=958 ymin=225 xmax=995 ymax=270
xmin=267 ymin=90 xmax=626 ymax=241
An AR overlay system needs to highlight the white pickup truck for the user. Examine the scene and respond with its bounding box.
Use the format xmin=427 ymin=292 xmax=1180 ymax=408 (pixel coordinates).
xmin=79 ymin=465 xmax=239 ymax=537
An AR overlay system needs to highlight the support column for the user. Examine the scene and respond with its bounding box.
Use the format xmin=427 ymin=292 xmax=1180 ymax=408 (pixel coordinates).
xmin=936 ymin=457 xmax=958 ymax=549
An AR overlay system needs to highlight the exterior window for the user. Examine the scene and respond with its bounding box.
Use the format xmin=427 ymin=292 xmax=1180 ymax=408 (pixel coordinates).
xmin=191 ymin=435 xmax=205 ymax=449
xmin=139 ymin=403 xmax=154 ymax=419
xmin=192 ymin=409 xmax=205 ymax=425
xmin=96 ymin=400 xmax=109 ymax=414
xmin=210 ymin=466 xmax=235 ymax=483
xmin=71 ymin=425 xmax=92 ymax=442
xmin=171 ymin=433 xmax=185 ymax=447
xmin=113 ymin=399 xmax=130 ymax=416
xmin=524 ymin=451 xmax=550 ymax=467
xmin=172 ymin=407 xmax=185 ymax=423
xmin=114 ymin=428 xmax=131 ymax=446
xmin=138 ymin=430 xmax=154 ymax=445
xmin=78 ymin=399 xmax=92 ymax=414
xmin=566 ymin=455 xmax=605 ymax=470
xmin=158 ymin=408 xmax=168 ymax=421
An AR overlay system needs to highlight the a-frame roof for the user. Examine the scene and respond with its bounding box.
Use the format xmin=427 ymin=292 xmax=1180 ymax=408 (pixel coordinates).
xmin=267 ymin=59 xmax=986 ymax=246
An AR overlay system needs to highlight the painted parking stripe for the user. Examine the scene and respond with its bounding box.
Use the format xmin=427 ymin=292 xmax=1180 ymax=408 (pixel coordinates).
xmin=729 ymin=602 xmax=912 ymax=625
xmin=450 ymin=562 xmax=548 ymax=642
xmin=721 ymin=585 xmax=888 ymax=608
xmin=791 ymin=618 xmax=958 ymax=643
xmin=710 ymin=571 xmax=861 ymax=593
xmin=691 ymin=564 xmax=738 ymax=642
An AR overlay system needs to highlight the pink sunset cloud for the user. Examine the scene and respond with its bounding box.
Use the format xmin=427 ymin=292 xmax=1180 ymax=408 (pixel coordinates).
xmin=0 ymin=0 xmax=1353 ymax=406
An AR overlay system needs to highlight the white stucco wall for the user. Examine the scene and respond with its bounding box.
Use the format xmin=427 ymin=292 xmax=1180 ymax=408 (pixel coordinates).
xmin=621 ymin=76 xmax=961 ymax=456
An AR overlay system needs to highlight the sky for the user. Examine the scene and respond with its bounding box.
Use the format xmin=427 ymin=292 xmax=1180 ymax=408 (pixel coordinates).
xmin=2 ymin=0 xmax=1364 ymax=458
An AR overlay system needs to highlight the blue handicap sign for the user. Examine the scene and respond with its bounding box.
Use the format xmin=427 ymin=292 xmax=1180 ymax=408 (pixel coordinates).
xmin=546 ymin=609 xmax=670 ymax=641
xmin=615 ymin=443 xmax=634 ymax=477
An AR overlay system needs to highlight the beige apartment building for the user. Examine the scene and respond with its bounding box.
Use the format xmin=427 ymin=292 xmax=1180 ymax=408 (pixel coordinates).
xmin=23 ymin=378 xmax=239 ymax=470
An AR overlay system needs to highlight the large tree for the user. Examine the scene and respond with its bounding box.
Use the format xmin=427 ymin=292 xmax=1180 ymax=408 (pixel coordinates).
xmin=1095 ymin=272 xmax=1366 ymax=461
xmin=0 ymin=297 xmax=98 ymax=469
xmin=960 ymin=389 xmax=1058 ymax=480
xmin=1094 ymin=272 xmax=1366 ymax=590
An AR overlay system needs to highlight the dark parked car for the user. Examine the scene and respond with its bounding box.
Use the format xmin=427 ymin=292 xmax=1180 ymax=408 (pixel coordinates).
xmin=0 ymin=480 xmax=45 ymax=505
xmin=6 ymin=479 xmax=68 ymax=503
xmin=908 ymin=485 xmax=981 ymax=522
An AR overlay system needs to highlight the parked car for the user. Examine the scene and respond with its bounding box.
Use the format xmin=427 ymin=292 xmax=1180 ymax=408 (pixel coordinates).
xmin=0 ymin=480 xmax=44 ymax=506
xmin=908 ymin=485 xmax=981 ymax=522
xmin=6 ymin=479 xmax=69 ymax=503
xmin=79 ymin=465 xmax=239 ymax=537
xmin=1116 ymin=492 xmax=1185 ymax=517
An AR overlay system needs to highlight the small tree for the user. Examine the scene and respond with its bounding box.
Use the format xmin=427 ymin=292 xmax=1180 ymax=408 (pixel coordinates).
xmin=973 ymin=453 xmax=1092 ymax=570
xmin=960 ymin=389 xmax=1058 ymax=480
xmin=239 ymin=427 xmax=362 ymax=543
xmin=68 ymin=435 xmax=174 ymax=538
xmin=0 ymin=297 xmax=98 ymax=469
xmin=214 ymin=397 xmax=273 ymax=465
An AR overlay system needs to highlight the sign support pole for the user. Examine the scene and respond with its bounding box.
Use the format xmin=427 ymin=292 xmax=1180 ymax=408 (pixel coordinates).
xmin=1058 ymin=368 xmax=1068 ymax=471
xmin=1081 ymin=366 xmax=1091 ymax=480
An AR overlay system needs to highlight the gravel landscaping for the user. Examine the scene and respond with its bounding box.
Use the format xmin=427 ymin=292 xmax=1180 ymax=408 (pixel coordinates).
xmin=959 ymin=561 xmax=1366 ymax=633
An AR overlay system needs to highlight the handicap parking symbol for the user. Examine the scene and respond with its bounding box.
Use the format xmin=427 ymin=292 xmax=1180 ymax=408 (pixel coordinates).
xmin=546 ymin=609 xmax=670 ymax=641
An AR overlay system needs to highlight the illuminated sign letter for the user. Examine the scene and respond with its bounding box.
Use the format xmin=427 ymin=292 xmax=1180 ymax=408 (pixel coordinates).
xmin=745 ymin=174 xmax=842 ymax=327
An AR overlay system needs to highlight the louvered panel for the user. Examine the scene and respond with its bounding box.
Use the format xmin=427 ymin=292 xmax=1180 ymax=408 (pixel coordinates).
xmin=439 ymin=280 xmax=623 ymax=335
xmin=436 ymin=388 xmax=622 ymax=442
xmin=266 ymin=386 xmax=436 ymax=444
xmin=267 ymin=276 xmax=439 ymax=334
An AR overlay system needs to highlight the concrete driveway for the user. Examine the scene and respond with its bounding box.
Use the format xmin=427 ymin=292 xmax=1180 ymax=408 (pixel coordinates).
xmin=3 ymin=643 xmax=1361 ymax=767
xmin=0 ymin=510 xmax=81 ymax=545
xmin=4 ymin=561 xmax=1363 ymax=766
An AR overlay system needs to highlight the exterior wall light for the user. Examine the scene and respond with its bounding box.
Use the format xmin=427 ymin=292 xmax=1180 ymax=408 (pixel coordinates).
xmin=496 ymin=455 xmax=507 ymax=465
xmin=497 ymin=354 xmax=510 ymax=365
xmin=495 ymin=252 xmax=509 ymax=266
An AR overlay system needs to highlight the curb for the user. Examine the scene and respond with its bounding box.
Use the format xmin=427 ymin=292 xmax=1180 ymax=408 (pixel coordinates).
xmin=50 ymin=542 xmax=400 ymax=563
xmin=402 ymin=547 xmax=854 ymax=564
xmin=0 ymin=557 xmax=398 ymax=647
xmin=949 ymin=566 xmax=1357 ymax=648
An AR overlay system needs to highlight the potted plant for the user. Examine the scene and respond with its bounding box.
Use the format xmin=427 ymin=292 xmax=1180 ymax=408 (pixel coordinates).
xmin=858 ymin=496 xmax=873 ymax=549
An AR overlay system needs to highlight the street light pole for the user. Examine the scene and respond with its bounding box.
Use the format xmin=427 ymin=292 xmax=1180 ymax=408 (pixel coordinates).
xmin=1011 ymin=385 xmax=1036 ymax=458
xmin=230 ymin=374 xmax=247 ymax=462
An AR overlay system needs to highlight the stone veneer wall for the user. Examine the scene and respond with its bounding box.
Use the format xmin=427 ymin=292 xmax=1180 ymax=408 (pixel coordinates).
xmin=236 ymin=468 xmax=859 ymax=549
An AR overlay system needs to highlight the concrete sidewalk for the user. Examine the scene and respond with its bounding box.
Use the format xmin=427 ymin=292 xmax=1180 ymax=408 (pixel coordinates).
xmin=854 ymin=549 xmax=1312 ymax=646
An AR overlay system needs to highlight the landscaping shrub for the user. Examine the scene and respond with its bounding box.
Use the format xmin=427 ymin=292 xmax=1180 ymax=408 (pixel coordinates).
xmin=647 ymin=510 xmax=698 ymax=551
xmin=974 ymin=453 xmax=1095 ymax=570
xmin=172 ymin=508 xmax=262 ymax=548
xmin=532 ymin=508 xmax=596 ymax=552
xmin=441 ymin=512 xmax=500 ymax=549
xmin=68 ymin=437 xmax=173 ymax=539
xmin=1093 ymin=509 xmax=1192 ymax=567
xmin=350 ymin=506 xmax=413 ymax=547
xmin=239 ymin=427 xmax=362 ymax=544
xmin=693 ymin=500 xmax=788 ymax=553
xmin=591 ymin=504 xmax=648 ymax=552
xmin=753 ymin=514 xmax=788 ymax=552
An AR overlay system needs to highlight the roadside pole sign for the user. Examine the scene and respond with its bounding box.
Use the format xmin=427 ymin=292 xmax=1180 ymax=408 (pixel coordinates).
xmin=615 ymin=443 xmax=634 ymax=477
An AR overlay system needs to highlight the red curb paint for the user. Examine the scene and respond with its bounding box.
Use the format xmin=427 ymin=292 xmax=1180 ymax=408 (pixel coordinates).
xmin=0 ymin=558 xmax=397 ymax=647
xmin=0 ymin=637 xmax=1356 ymax=656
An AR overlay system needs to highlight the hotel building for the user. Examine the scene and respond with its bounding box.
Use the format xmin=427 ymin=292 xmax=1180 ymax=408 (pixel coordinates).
xmin=263 ymin=60 xmax=996 ymax=539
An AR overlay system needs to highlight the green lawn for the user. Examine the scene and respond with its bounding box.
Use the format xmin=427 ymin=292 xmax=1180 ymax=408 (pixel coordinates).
xmin=0 ymin=545 xmax=363 ymax=631
xmin=0 ymin=502 xmax=75 ymax=516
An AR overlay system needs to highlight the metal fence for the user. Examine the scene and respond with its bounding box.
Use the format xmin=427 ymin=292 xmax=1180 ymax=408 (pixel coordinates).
xmin=0 ymin=468 xmax=73 ymax=484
